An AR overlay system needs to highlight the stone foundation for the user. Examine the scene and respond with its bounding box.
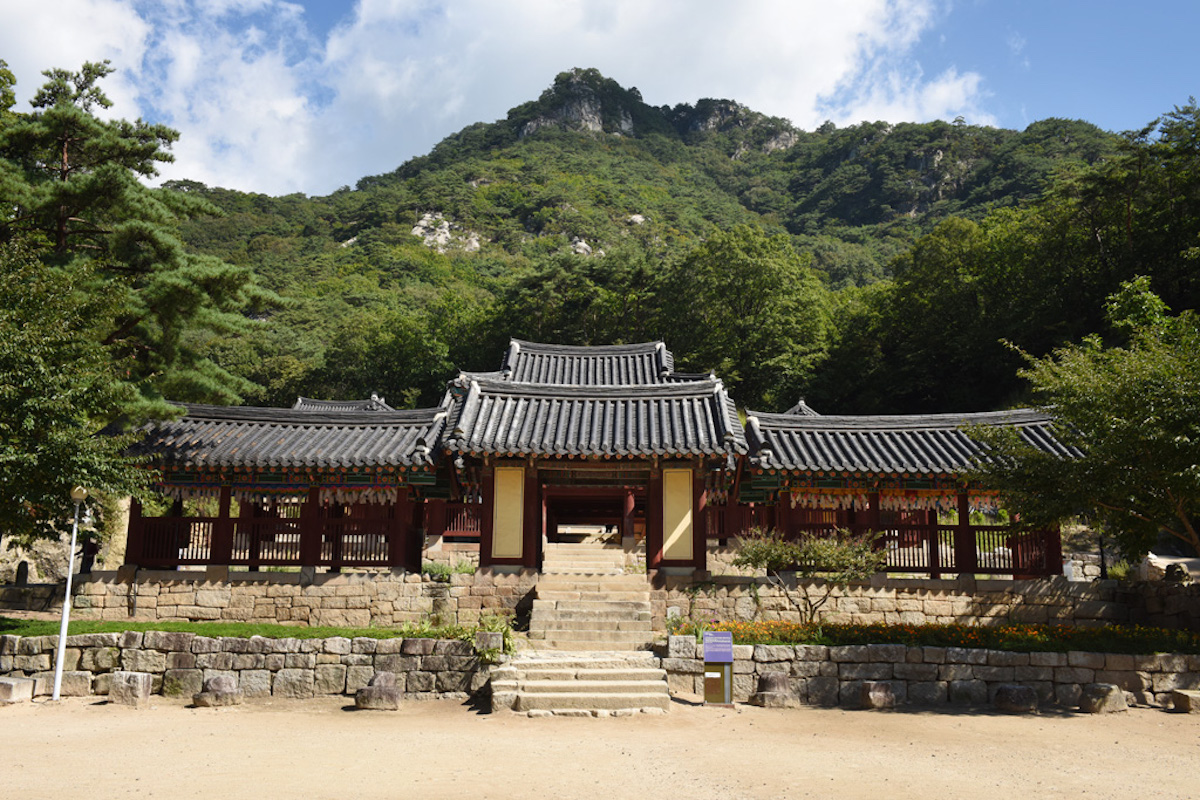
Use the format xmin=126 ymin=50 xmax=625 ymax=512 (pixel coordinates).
xmin=3 ymin=570 xmax=1198 ymax=633
xmin=655 ymin=574 xmax=1200 ymax=632
xmin=0 ymin=569 xmax=538 ymax=628
xmin=0 ymin=632 xmax=494 ymax=701
xmin=660 ymin=636 xmax=1200 ymax=709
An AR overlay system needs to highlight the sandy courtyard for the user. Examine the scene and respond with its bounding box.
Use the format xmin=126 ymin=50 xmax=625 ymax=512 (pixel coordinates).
xmin=3 ymin=695 xmax=1197 ymax=799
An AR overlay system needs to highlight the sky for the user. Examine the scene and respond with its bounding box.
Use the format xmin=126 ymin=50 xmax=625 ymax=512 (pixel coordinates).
xmin=2 ymin=0 xmax=1196 ymax=197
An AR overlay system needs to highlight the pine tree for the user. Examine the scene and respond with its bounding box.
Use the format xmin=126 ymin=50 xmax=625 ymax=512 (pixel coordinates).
xmin=0 ymin=60 xmax=272 ymax=419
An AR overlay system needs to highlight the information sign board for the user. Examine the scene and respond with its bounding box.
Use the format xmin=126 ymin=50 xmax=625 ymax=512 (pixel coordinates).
xmin=703 ymin=631 xmax=734 ymax=663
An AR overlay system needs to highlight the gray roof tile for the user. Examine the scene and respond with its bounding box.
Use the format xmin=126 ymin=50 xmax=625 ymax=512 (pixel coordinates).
xmin=444 ymin=376 xmax=746 ymax=458
xmin=137 ymin=404 xmax=446 ymax=470
xmin=745 ymin=408 xmax=1076 ymax=475
xmin=497 ymin=339 xmax=680 ymax=385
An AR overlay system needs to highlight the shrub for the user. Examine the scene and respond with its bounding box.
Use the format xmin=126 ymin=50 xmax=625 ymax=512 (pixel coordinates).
xmin=732 ymin=526 xmax=887 ymax=625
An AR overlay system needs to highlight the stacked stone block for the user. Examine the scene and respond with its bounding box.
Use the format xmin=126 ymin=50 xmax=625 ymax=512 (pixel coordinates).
xmin=656 ymin=575 xmax=1200 ymax=633
xmin=661 ymin=636 xmax=1200 ymax=709
xmin=0 ymin=632 xmax=492 ymax=702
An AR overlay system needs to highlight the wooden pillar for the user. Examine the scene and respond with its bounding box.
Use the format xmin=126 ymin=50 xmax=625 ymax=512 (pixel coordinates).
xmin=646 ymin=469 xmax=663 ymax=570
xmin=389 ymin=487 xmax=411 ymax=570
xmin=478 ymin=466 xmax=495 ymax=568
xmin=425 ymin=499 xmax=447 ymax=539
xmin=523 ymin=468 xmax=539 ymax=570
xmin=692 ymin=468 xmax=707 ymax=572
xmin=622 ymin=489 xmax=635 ymax=540
xmin=776 ymin=491 xmax=792 ymax=539
xmin=927 ymin=507 xmax=942 ymax=580
xmin=954 ymin=491 xmax=975 ymax=575
xmin=124 ymin=497 xmax=144 ymax=567
xmin=210 ymin=485 xmax=234 ymax=566
xmin=866 ymin=491 xmax=882 ymax=533
xmin=1045 ymin=525 xmax=1064 ymax=577
xmin=299 ymin=486 xmax=322 ymax=567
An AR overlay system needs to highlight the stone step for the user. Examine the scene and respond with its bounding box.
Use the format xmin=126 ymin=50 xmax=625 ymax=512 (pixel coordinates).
xmin=528 ymin=628 xmax=652 ymax=643
xmin=515 ymin=692 xmax=671 ymax=712
xmin=501 ymin=653 xmax=660 ymax=670
xmin=540 ymin=568 xmax=625 ymax=576
xmin=517 ymin=679 xmax=668 ymax=694
xmin=536 ymin=590 xmax=650 ymax=602
xmin=513 ymin=667 xmax=666 ymax=682
xmin=532 ymin=599 xmax=652 ymax=613
xmin=529 ymin=618 xmax=653 ymax=632
xmin=536 ymin=577 xmax=648 ymax=591
xmin=530 ymin=609 xmax=651 ymax=623
xmin=531 ymin=640 xmax=652 ymax=651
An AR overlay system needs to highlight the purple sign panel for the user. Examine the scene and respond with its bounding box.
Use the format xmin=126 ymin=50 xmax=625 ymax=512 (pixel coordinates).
xmin=703 ymin=631 xmax=734 ymax=663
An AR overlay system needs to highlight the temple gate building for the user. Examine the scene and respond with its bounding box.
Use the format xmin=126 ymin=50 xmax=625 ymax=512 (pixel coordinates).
xmin=124 ymin=339 xmax=1065 ymax=579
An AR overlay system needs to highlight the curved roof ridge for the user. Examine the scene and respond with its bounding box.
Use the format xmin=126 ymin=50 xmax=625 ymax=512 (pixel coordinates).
xmin=177 ymin=403 xmax=445 ymax=427
xmin=508 ymin=338 xmax=668 ymax=355
xmin=747 ymin=407 xmax=1053 ymax=431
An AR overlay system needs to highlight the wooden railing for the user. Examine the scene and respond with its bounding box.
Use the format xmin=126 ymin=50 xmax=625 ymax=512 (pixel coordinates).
xmin=707 ymin=505 xmax=1061 ymax=578
xmin=127 ymin=493 xmax=417 ymax=571
xmin=443 ymin=502 xmax=482 ymax=543
xmin=139 ymin=517 xmax=215 ymax=565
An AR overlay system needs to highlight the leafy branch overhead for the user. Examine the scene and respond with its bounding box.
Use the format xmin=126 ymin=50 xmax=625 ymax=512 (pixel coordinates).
xmin=970 ymin=277 xmax=1200 ymax=557
xmin=0 ymin=59 xmax=276 ymax=419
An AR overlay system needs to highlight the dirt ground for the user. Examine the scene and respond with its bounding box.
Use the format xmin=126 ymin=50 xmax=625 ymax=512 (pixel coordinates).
xmin=3 ymin=694 xmax=1197 ymax=799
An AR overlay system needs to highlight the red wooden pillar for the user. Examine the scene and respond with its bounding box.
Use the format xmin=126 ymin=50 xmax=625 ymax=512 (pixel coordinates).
xmin=953 ymin=491 xmax=975 ymax=575
xmin=210 ymin=485 xmax=234 ymax=565
xmin=692 ymin=468 xmax=707 ymax=572
xmin=866 ymin=491 xmax=882 ymax=533
xmin=478 ymin=467 xmax=495 ymax=568
xmin=299 ymin=486 xmax=322 ymax=566
xmin=425 ymin=498 xmax=447 ymax=539
xmin=125 ymin=498 xmax=145 ymax=566
xmin=622 ymin=489 xmax=635 ymax=540
xmin=1045 ymin=525 xmax=1064 ymax=577
xmin=927 ymin=507 xmax=942 ymax=579
xmin=775 ymin=491 xmax=793 ymax=539
xmin=389 ymin=487 xmax=411 ymax=570
xmin=523 ymin=467 xmax=539 ymax=569
xmin=646 ymin=469 xmax=664 ymax=570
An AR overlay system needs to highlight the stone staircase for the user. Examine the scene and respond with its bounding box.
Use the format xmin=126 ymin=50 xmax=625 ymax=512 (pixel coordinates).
xmin=490 ymin=651 xmax=670 ymax=716
xmin=490 ymin=543 xmax=669 ymax=716
xmin=528 ymin=543 xmax=654 ymax=651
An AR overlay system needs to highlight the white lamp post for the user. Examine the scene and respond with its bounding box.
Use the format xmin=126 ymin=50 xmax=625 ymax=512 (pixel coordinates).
xmin=52 ymin=486 xmax=89 ymax=701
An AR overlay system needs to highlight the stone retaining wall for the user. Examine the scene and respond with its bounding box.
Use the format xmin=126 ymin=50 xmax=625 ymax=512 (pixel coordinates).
xmin=660 ymin=636 xmax=1200 ymax=709
xmin=0 ymin=568 xmax=539 ymax=628
xmin=655 ymin=575 xmax=1200 ymax=632
xmin=0 ymin=632 xmax=493 ymax=701
xmin=3 ymin=571 xmax=1198 ymax=632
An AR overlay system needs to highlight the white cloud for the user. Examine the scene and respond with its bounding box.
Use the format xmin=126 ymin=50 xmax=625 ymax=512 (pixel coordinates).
xmin=0 ymin=0 xmax=991 ymax=195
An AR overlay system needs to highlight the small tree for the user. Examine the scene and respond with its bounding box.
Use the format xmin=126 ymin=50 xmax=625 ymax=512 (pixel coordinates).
xmin=732 ymin=527 xmax=887 ymax=625
xmin=971 ymin=277 xmax=1200 ymax=558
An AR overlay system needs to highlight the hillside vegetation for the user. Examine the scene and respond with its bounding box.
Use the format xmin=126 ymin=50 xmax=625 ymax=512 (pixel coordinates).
xmin=9 ymin=65 xmax=1200 ymax=421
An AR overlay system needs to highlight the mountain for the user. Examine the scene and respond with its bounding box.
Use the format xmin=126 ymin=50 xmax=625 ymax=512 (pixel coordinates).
xmin=178 ymin=67 xmax=1117 ymax=288
xmin=169 ymin=68 xmax=1177 ymax=416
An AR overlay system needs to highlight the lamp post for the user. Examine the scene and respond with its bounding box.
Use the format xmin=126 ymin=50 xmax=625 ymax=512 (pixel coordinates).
xmin=52 ymin=486 xmax=88 ymax=701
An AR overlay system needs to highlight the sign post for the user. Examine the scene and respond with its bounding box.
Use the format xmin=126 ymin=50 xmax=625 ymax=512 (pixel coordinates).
xmin=702 ymin=630 xmax=734 ymax=706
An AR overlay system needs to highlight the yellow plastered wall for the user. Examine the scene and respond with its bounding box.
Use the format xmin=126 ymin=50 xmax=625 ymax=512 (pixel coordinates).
xmin=662 ymin=468 xmax=693 ymax=561
xmin=492 ymin=467 xmax=525 ymax=559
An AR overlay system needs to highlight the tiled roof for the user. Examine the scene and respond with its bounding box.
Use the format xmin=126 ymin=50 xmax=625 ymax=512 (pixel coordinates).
xmin=137 ymin=404 xmax=446 ymax=470
xmin=744 ymin=408 xmax=1076 ymax=475
xmin=443 ymin=376 xmax=747 ymax=458
xmin=497 ymin=339 xmax=679 ymax=385
xmin=292 ymin=394 xmax=393 ymax=411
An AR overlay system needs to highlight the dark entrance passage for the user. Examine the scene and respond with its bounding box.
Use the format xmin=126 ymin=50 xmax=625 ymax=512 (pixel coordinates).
xmin=540 ymin=485 xmax=645 ymax=546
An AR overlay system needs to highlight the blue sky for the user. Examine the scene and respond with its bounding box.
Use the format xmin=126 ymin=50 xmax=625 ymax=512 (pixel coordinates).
xmin=2 ymin=0 xmax=1195 ymax=195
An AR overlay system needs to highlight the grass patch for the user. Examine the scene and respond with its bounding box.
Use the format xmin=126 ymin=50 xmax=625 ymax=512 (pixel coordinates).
xmin=666 ymin=619 xmax=1200 ymax=655
xmin=0 ymin=616 xmax=478 ymax=642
